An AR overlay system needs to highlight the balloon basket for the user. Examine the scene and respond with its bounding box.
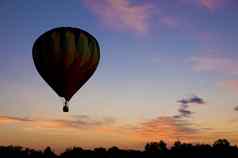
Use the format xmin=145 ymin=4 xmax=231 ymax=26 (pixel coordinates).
xmin=63 ymin=100 xmax=69 ymax=112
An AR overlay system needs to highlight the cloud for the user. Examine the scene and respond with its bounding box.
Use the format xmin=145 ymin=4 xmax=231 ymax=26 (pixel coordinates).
xmin=200 ymin=0 xmax=224 ymax=11
xmin=95 ymin=115 xmax=237 ymax=145
xmin=177 ymin=99 xmax=189 ymax=105
xmin=160 ymin=16 xmax=179 ymax=29
xmin=178 ymin=108 xmax=193 ymax=118
xmin=219 ymin=80 xmax=238 ymax=92
xmin=176 ymin=95 xmax=205 ymax=118
xmin=178 ymin=96 xmax=205 ymax=105
xmin=1 ymin=115 xmax=236 ymax=147
xmin=196 ymin=32 xmax=214 ymax=43
xmin=189 ymin=96 xmax=205 ymax=104
xmin=0 ymin=116 xmax=32 ymax=124
xmin=0 ymin=115 xmax=115 ymax=130
xmin=134 ymin=116 xmax=201 ymax=141
xmin=83 ymin=0 xmax=153 ymax=33
xmin=178 ymin=0 xmax=224 ymax=11
xmin=190 ymin=56 xmax=238 ymax=75
xmin=234 ymin=106 xmax=238 ymax=111
xmin=176 ymin=105 xmax=193 ymax=118
xmin=180 ymin=0 xmax=237 ymax=12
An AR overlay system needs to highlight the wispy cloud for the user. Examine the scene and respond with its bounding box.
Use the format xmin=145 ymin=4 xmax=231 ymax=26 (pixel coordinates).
xmin=0 ymin=116 xmax=32 ymax=124
xmin=200 ymin=0 xmax=224 ymax=11
xmin=112 ymin=116 xmax=238 ymax=144
xmin=180 ymin=0 xmax=235 ymax=12
xmin=0 ymin=115 xmax=115 ymax=130
xmin=160 ymin=16 xmax=179 ymax=29
xmin=190 ymin=55 xmax=238 ymax=75
xmin=176 ymin=95 xmax=206 ymax=118
xmin=178 ymin=108 xmax=193 ymax=118
xmin=133 ymin=116 xmax=201 ymax=142
xmin=1 ymin=115 xmax=237 ymax=146
xmin=100 ymin=95 xmax=207 ymax=142
xmin=189 ymin=96 xmax=206 ymax=104
xmin=130 ymin=96 xmax=206 ymax=141
xmin=219 ymin=80 xmax=238 ymax=92
xmin=196 ymin=32 xmax=214 ymax=43
xmin=83 ymin=0 xmax=153 ymax=33
xmin=178 ymin=96 xmax=205 ymax=105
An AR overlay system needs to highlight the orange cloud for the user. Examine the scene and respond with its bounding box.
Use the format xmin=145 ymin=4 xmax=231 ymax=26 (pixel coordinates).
xmin=0 ymin=115 xmax=202 ymax=143
xmin=83 ymin=0 xmax=153 ymax=33
xmin=1 ymin=115 xmax=238 ymax=148
xmin=132 ymin=117 xmax=238 ymax=145
xmin=90 ymin=116 xmax=203 ymax=144
xmin=0 ymin=116 xmax=32 ymax=124
xmin=133 ymin=117 xmax=201 ymax=142
xmin=0 ymin=115 xmax=115 ymax=130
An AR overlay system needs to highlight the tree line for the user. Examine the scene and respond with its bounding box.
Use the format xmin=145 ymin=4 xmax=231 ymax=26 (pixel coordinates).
xmin=0 ymin=139 xmax=238 ymax=158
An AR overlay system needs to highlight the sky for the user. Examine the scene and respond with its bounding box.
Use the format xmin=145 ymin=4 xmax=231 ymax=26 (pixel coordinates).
xmin=0 ymin=0 xmax=238 ymax=153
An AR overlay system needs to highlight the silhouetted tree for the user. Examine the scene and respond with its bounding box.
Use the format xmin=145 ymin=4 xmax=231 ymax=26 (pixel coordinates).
xmin=60 ymin=147 xmax=83 ymax=158
xmin=94 ymin=147 xmax=107 ymax=158
xmin=1 ymin=139 xmax=238 ymax=158
xmin=145 ymin=140 xmax=167 ymax=153
xmin=213 ymin=138 xmax=230 ymax=148
xmin=43 ymin=146 xmax=56 ymax=158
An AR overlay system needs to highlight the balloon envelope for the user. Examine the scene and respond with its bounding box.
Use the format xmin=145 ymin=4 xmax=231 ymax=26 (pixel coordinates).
xmin=32 ymin=27 xmax=100 ymax=101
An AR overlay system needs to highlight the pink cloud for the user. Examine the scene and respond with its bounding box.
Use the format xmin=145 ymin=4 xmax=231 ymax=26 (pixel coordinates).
xmin=180 ymin=0 xmax=227 ymax=11
xmin=190 ymin=55 xmax=238 ymax=75
xmin=160 ymin=16 xmax=179 ymax=29
xmin=200 ymin=0 xmax=224 ymax=11
xmin=83 ymin=0 xmax=153 ymax=33
xmin=218 ymin=80 xmax=238 ymax=92
xmin=196 ymin=31 xmax=214 ymax=42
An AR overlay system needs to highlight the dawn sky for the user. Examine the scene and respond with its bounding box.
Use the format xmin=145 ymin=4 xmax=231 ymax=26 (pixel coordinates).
xmin=0 ymin=0 xmax=238 ymax=153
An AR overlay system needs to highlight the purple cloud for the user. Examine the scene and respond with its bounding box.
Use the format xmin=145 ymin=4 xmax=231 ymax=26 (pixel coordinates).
xmin=176 ymin=95 xmax=205 ymax=118
xmin=177 ymin=99 xmax=189 ymax=105
xmin=178 ymin=108 xmax=193 ymax=118
xmin=189 ymin=96 xmax=205 ymax=104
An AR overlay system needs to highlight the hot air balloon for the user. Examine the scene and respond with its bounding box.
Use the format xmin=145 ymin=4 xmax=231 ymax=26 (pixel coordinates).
xmin=32 ymin=27 xmax=100 ymax=112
